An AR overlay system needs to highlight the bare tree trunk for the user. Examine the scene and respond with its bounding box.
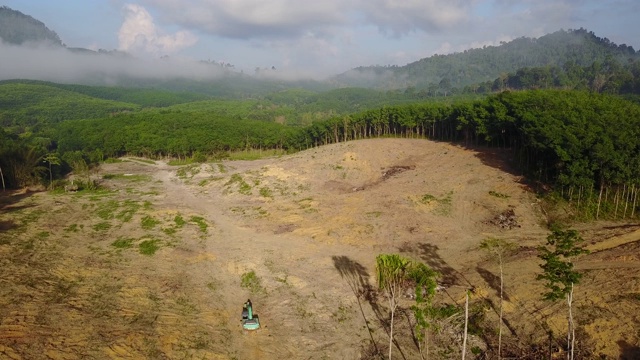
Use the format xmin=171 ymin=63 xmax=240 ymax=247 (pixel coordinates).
xmin=623 ymin=184 xmax=630 ymax=219
xmin=568 ymin=283 xmax=575 ymax=360
xmin=462 ymin=291 xmax=469 ymax=360
xmin=389 ymin=300 xmax=395 ymax=360
xmin=632 ymin=186 xmax=638 ymax=218
xmin=499 ymin=257 xmax=504 ymax=360
xmin=596 ymin=183 xmax=604 ymax=219
xmin=614 ymin=187 xmax=620 ymax=219
xmin=0 ymin=165 xmax=5 ymax=191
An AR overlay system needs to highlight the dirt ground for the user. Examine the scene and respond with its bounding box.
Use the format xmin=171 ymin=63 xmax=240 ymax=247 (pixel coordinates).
xmin=1 ymin=138 xmax=638 ymax=359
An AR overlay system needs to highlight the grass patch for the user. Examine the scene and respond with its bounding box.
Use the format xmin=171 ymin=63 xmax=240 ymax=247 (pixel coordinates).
xmin=227 ymin=149 xmax=286 ymax=161
xmin=141 ymin=215 xmax=160 ymax=230
xmin=95 ymin=200 xmax=119 ymax=220
xmin=240 ymin=270 xmax=264 ymax=294
xmin=489 ymin=190 xmax=510 ymax=199
xmin=366 ymin=211 xmax=382 ymax=218
xmin=259 ymin=187 xmax=273 ymax=198
xmin=93 ymin=222 xmax=112 ymax=232
xmin=128 ymin=157 xmax=156 ymax=165
xmin=189 ymin=216 xmax=208 ymax=233
xmin=162 ymin=227 xmax=177 ymax=235
xmin=103 ymin=173 xmax=152 ymax=182
xmin=115 ymin=200 xmax=142 ymax=222
xmin=111 ymin=237 xmax=134 ymax=249
xmin=64 ymin=224 xmax=80 ymax=232
xmin=216 ymin=163 xmax=228 ymax=173
xmin=176 ymin=164 xmax=201 ymax=179
xmin=420 ymin=191 xmax=454 ymax=216
xmin=139 ymin=238 xmax=161 ymax=255
xmin=174 ymin=215 xmax=186 ymax=227
xmin=225 ymin=173 xmax=252 ymax=195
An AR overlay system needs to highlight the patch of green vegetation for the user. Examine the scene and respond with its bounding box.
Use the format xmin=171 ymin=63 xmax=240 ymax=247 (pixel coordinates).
xmin=216 ymin=163 xmax=228 ymax=173
xmin=18 ymin=209 xmax=45 ymax=227
xmin=139 ymin=238 xmax=161 ymax=255
xmin=240 ymin=270 xmax=264 ymax=294
xmin=84 ymin=190 xmax=115 ymax=200
xmin=174 ymin=215 xmax=186 ymax=227
xmin=176 ymin=164 xmax=201 ymax=179
xmin=92 ymin=222 xmax=112 ymax=232
xmin=111 ymin=237 xmax=134 ymax=249
xmin=141 ymin=216 xmax=160 ymax=230
xmin=366 ymin=211 xmax=382 ymax=218
xmin=225 ymin=173 xmax=252 ymax=195
xmin=189 ymin=216 xmax=208 ymax=233
xmin=259 ymin=186 xmax=273 ymax=198
xmin=420 ymin=191 xmax=454 ymax=216
xmin=35 ymin=231 xmax=50 ymax=239
xmin=64 ymin=224 xmax=80 ymax=232
xmin=115 ymin=200 xmax=142 ymax=222
xmin=489 ymin=190 xmax=510 ymax=199
xmin=95 ymin=200 xmax=119 ymax=220
xmin=162 ymin=227 xmax=177 ymax=235
xmin=254 ymin=207 xmax=269 ymax=217
xmin=198 ymin=179 xmax=211 ymax=187
xmin=227 ymin=149 xmax=286 ymax=161
xmin=103 ymin=173 xmax=152 ymax=182
xmin=143 ymin=201 xmax=153 ymax=210
xmin=420 ymin=194 xmax=437 ymax=203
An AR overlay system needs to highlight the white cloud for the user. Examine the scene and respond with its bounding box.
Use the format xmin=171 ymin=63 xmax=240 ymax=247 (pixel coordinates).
xmin=360 ymin=0 xmax=472 ymax=35
xmin=118 ymin=4 xmax=198 ymax=55
xmin=141 ymin=0 xmax=473 ymax=40
xmin=141 ymin=0 xmax=345 ymax=39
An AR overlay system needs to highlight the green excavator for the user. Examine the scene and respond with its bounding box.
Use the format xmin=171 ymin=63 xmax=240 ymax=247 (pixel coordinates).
xmin=241 ymin=299 xmax=260 ymax=331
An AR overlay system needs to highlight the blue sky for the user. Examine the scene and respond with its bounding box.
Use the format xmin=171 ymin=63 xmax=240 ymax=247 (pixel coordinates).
xmin=4 ymin=0 xmax=640 ymax=78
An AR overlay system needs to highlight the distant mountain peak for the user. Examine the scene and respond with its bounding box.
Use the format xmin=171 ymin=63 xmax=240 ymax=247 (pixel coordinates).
xmin=0 ymin=6 xmax=63 ymax=46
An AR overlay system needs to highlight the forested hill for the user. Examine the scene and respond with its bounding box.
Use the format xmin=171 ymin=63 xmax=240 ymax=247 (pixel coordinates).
xmin=0 ymin=6 xmax=62 ymax=46
xmin=334 ymin=29 xmax=639 ymax=90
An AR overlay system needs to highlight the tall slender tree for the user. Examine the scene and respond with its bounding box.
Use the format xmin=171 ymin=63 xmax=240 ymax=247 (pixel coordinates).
xmin=480 ymin=238 xmax=516 ymax=360
xmin=537 ymin=229 xmax=589 ymax=360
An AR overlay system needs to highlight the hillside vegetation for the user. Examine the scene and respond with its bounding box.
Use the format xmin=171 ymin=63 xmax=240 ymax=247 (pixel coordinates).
xmin=336 ymin=29 xmax=640 ymax=90
xmin=0 ymin=6 xmax=62 ymax=46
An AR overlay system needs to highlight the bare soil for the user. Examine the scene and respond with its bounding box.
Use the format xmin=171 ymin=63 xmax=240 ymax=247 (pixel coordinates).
xmin=1 ymin=138 xmax=638 ymax=359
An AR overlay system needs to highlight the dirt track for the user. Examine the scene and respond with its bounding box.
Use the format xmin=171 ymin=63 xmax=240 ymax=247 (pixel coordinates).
xmin=1 ymin=138 xmax=638 ymax=359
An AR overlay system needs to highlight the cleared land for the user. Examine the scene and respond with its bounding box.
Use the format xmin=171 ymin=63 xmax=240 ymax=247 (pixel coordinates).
xmin=1 ymin=138 xmax=638 ymax=359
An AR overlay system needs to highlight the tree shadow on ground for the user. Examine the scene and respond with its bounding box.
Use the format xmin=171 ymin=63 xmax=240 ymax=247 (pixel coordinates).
xmin=331 ymin=255 xmax=384 ymax=359
xmin=0 ymin=190 xmax=38 ymax=234
xmin=619 ymin=340 xmax=640 ymax=360
xmin=476 ymin=266 xmax=511 ymax=302
xmin=399 ymin=242 xmax=460 ymax=286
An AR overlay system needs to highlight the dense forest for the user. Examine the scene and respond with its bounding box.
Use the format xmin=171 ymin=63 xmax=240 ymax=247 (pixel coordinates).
xmin=2 ymin=87 xmax=638 ymax=221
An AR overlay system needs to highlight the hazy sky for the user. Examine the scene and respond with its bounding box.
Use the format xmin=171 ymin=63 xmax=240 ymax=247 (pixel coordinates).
xmin=4 ymin=0 xmax=640 ymax=78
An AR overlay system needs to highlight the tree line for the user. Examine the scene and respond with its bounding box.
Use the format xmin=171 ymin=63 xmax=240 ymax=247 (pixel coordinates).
xmin=2 ymin=89 xmax=639 ymax=220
